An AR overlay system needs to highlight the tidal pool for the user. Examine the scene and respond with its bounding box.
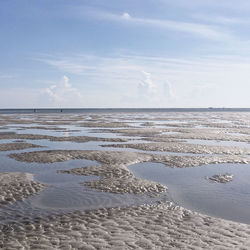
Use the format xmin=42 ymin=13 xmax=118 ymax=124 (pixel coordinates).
xmin=0 ymin=152 xmax=165 ymax=223
xmin=129 ymin=162 xmax=250 ymax=224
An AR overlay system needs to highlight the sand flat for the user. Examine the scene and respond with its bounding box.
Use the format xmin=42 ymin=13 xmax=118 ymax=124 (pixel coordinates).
xmin=101 ymin=141 xmax=250 ymax=155
xmin=2 ymin=112 xmax=250 ymax=248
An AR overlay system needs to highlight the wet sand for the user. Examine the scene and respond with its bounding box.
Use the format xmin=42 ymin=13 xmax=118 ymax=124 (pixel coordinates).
xmin=9 ymin=149 xmax=250 ymax=167
xmin=0 ymin=172 xmax=46 ymax=206
xmin=0 ymin=142 xmax=42 ymax=151
xmin=101 ymin=142 xmax=250 ymax=155
xmin=2 ymin=112 xmax=250 ymax=248
xmin=0 ymin=132 xmax=127 ymax=143
xmin=1 ymin=202 xmax=250 ymax=249
xmin=207 ymin=173 xmax=234 ymax=183
xmin=60 ymin=163 xmax=167 ymax=194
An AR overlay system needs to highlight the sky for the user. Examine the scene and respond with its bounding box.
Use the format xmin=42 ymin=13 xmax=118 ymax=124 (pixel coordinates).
xmin=1 ymin=0 xmax=250 ymax=108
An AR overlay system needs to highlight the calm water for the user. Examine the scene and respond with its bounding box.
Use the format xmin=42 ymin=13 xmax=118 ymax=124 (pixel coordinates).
xmin=1 ymin=108 xmax=250 ymax=114
xmin=129 ymin=162 xmax=250 ymax=224
xmin=0 ymin=119 xmax=166 ymax=223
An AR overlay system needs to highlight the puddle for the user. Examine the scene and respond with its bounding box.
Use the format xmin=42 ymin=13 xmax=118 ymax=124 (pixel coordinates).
xmin=129 ymin=162 xmax=250 ymax=224
xmin=0 ymin=149 xmax=164 ymax=223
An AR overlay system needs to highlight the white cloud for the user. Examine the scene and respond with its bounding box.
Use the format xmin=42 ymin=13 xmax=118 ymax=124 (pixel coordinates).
xmin=122 ymin=12 xmax=131 ymax=20
xmin=139 ymin=71 xmax=157 ymax=95
xmin=136 ymin=71 xmax=177 ymax=107
xmin=44 ymin=76 xmax=84 ymax=107
xmin=165 ymin=81 xmax=176 ymax=100
xmin=35 ymin=53 xmax=250 ymax=107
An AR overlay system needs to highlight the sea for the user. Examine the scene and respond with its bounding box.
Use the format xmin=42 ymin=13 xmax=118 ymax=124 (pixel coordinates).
xmin=1 ymin=108 xmax=250 ymax=114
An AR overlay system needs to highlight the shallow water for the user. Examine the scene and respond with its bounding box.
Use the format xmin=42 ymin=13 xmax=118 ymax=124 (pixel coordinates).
xmin=2 ymin=112 xmax=250 ymax=225
xmin=129 ymin=162 xmax=250 ymax=224
xmin=0 ymin=121 xmax=165 ymax=222
xmin=0 ymin=153 xmax=166 ymax=223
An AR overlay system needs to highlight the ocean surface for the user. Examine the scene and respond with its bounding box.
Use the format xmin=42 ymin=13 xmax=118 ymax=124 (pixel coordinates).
xmin=1 ymin=108 xmax=250 ymax=114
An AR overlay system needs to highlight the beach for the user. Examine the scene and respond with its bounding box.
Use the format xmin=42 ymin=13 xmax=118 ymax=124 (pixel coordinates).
xmin=1 ymin=110 xmax=250 ymax=249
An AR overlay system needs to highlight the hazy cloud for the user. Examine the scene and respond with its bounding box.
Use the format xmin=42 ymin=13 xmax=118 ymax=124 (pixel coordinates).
xmin=39 ymin=59 xmax=86 ymax=74
xmin=137 ymin=71 xmax=177 ymax=107
xmin=44 ymin=76 xmax=84 ymax=107
xmin=92 ymin=10 xmax=230 ymax=40
xmin=139 ymin=71 xmax=157 ymax=95
xmin=36 ymin=53 xmax=250 ymax=107
xmin=165 ymin=81 xmax=176 ymax=99
xmin=122 ymin=12 xmax=131 ymax=20
xmin=192 ymin=14 xmax=250 ymax=25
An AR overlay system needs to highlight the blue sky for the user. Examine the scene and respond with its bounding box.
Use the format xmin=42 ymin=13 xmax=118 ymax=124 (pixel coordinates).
xmin=1 ymin=0 xmax=250 ymax=108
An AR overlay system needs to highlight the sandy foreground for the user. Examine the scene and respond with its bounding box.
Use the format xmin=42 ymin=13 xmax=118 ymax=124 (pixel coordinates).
xmin=2 ymin=112 xmax=250 ymax=249
xmin=1 ymin=201 xmax=250 ymax=249
xmin=0 ymin=172 xmax=46 ymax=206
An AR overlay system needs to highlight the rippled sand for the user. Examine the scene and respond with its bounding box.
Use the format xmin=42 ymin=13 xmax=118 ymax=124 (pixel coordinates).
xmin=9 ymin=149 xmax=250 ymax=166
xmin=0 ymin=142 xmax=42 ymax=151
xmin=2 ymin=112 xmax=250 ymax=248
xmin=101 ymin=141 xmax=250 ymax=155
xmin=0 ymin=132 xmax=127 ymax=143
xmin=60 ymin=164 xmax=167 ymax=194
xmin=1 ymin=202 xmax=250 ymax=249
xmin=0 ymin=172 xmax=46 ymax=206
